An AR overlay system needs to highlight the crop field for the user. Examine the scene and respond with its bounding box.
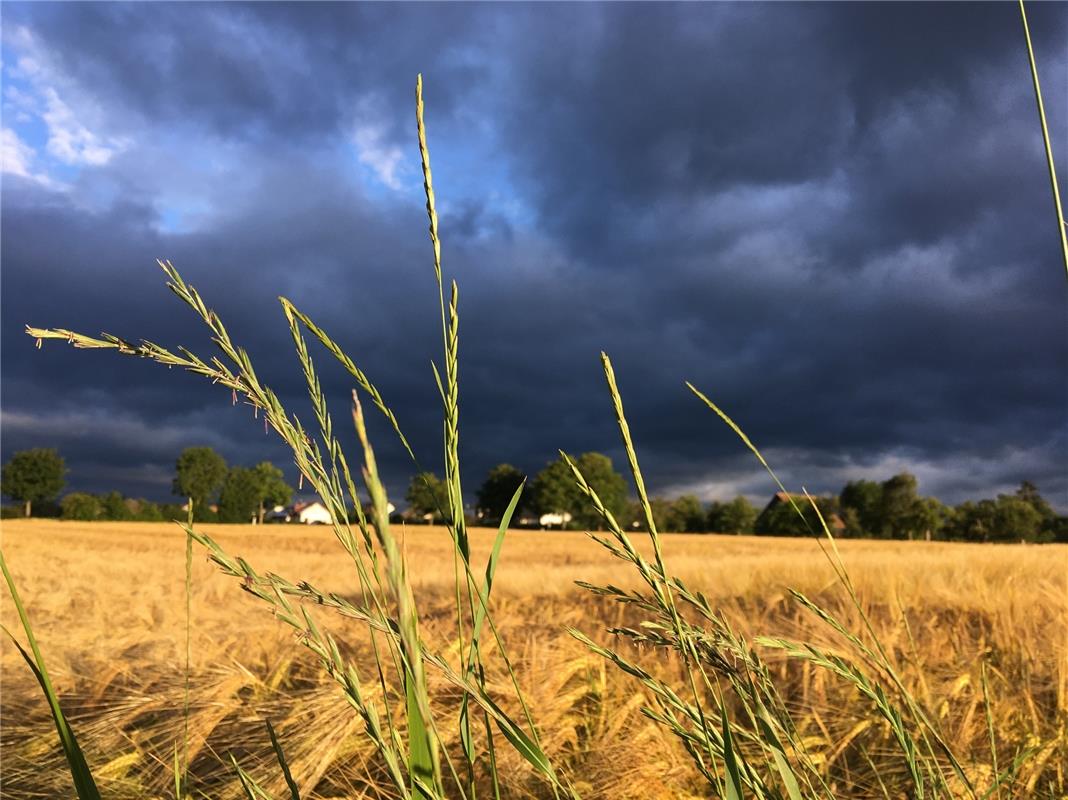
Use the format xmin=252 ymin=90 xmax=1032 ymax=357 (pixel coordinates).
xmin=2 ymin=519 xmax=1065 ymax=799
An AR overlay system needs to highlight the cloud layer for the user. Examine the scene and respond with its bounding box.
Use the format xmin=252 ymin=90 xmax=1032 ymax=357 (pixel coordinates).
xmin=3 ymin=3 xmax=1066 ymax=509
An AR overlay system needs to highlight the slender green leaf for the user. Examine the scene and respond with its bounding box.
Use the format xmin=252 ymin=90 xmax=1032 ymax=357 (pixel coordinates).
xmin=265 ymin=719 xmax=301 ymax=800
xmin=1019 ymin=0 xmax=1068 ymax=276
xmin=407 ymin=677 xmax=437 ymax=799
xmin=754 ymin=707 xmax=802 ymax=800
xmin=1 ymin=550 xmax=100 ymax=800
xmin=173 ymin=743 xmax=182 ymax=800
xmin=720 ymin=704 xmax=744 ymax=800
xmin=472 ymin=479 xmax=524 ymax=648
xmin=492 ymin=711 xmax=554 ymax=780
xmin=231 ymin=754 xmax=273 ymax=800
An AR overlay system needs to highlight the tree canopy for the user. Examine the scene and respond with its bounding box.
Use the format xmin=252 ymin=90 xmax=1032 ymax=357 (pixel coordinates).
xmin=252 ymin=461 xmax=293 ymax=523
xmin=1 ymin=448 xmax=66 ymax=517
xmin=406 ymin=472 xmax=450 ymax=522
xmin=755 ymin=495 xmax=839 ymax=537
xmin=707 ymin=496 xmax=757 ymax=534
xmin=944 ymin=492 xmax=1047 ymax=543
xmin=475 ymin=463 xmax=527 ymax=522
xmin=530 ymin=452 xmax=627 ymax=530
xmin=649 ymin=494 xmax=705 ymax=533
xmin=217 ymin=466 xmax=262 ymax=523
xmin=173 ymin=446 xmax=227 ymax=519
xmin=61 ymin=492 xmax=102 ymax=521
xmin=839 ymin=480 xmax=883 ymax=536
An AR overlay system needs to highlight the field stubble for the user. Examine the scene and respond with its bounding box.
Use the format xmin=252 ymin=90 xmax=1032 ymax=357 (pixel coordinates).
xmin=2 ymin=519 xmax=1065 ymax=798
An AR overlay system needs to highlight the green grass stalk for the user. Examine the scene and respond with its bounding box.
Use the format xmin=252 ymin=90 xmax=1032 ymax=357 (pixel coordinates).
xmin=1019 ymin=0 xmax=1068 ymax=276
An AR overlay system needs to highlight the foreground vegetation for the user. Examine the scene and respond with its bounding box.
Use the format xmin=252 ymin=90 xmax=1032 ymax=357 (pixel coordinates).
xmin=2 ymin=520 xmax=1065 ymax=798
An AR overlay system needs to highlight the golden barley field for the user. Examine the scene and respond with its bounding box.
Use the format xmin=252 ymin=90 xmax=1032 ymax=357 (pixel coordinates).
xmin=2 ymin=519 xmax=1065 ymax=799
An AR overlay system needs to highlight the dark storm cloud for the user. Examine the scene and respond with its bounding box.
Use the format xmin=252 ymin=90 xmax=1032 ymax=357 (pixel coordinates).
xmin=1 ymin=2 xmax=500 ymax=142
xmin=2 ymin=2 xmax=1065 ymax=509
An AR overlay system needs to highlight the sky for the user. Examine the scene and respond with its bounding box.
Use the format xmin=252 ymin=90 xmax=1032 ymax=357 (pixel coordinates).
xmin=2 ymin=2 xmax=1066 ymax=512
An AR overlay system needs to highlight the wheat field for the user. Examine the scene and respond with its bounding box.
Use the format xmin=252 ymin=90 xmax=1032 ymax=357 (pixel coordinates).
xmin=2 ymin=518 xmax=1065 ymax=799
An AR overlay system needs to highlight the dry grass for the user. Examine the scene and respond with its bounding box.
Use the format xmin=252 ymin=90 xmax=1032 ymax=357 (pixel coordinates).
xmin=2 ymin=519 xmax=1066 ymax=799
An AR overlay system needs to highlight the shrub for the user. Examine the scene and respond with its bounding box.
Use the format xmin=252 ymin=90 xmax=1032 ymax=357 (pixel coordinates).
xmin=60 ymin=493 xmax=103 ymax=521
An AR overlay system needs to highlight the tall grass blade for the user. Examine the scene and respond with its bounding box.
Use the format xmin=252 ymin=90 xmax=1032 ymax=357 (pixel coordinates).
xmin=352 ymin=395 xmax=441 ymax=797
xmin=406 ymin=680 xmax=437 ymax=799
xmin=265 ymin=719 xmax=301 ymax=800
xmin=1019 ymin=0 xmax=1068 ymax=275
xmin=472 ymin=479 xmax=525 ymax=648
xmin=981 ymin=663 xmax=1000 ymax=800
xmin=720 ymin=704 xmax=745 ymax=800
xmin=173 ymin=742 xmax=182 ymax=800
xmin=598 ymin=353 xmax=721 ymax=772
xmin=231 ymin=754 xmax=274 ymax=800
xmin=754 ymin=707 xmax=803 ymax=800
xmin=483 ymin=696 xmax=556 ymax=781
xmin=182 ymin=498 xmax=194 ymax=799
xmin=461 ymin=479 xmax=525 ymax=787
xmin=1 ymin=549 xmax=101 ymax=800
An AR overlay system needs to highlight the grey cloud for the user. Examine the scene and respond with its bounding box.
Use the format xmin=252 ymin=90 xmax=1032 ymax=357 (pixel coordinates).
xmin=2 ymin=2 xmax=1065 ymax=512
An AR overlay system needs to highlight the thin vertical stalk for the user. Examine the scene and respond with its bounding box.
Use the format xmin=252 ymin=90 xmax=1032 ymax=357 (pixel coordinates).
xmin=1019 ymin=0 xmax=1068 ymax=276
xmin=182 ymin=497 xmax=193 ymax=798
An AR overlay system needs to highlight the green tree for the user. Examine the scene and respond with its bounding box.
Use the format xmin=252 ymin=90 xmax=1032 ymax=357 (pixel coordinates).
xmin=61 ymin=492 xmax=102 ymax=521
xmin=649 ymin=495 xmax=734 ymax=534
xmin=648 ymin=497 xmax=675 ymax=533
xmin=173 ymin=446 xmax=227 ymax=520
xmin=901 ymin=496 xmax=947 ymax=541
xmin=159 ymin=502 xmax=187 ymax=521
xmin=575 ymin=452 xmax=628 ymax=530
xmin=989 ymin=495 xmax=1043 ymax=542
xmin=99 ymin=490 xmax=131 ymax=521
xmin=530 ymin=452 xmax=627 ymax=531
xmin=475 ymin=463 xmax=526 ymax=522
xmin=879 ymin=473 xmax=919 ymax=539
xmin=755 ymin=495 xmax=838 ymax=537
xmin=838 ymin=507 xmax=862 ymax=538
xmin=1016 ymin=481 xmax=1054 ymax=523
xmin=1047 ymin=515 xmax=1068 ymax=544
xmin=1 ymin=448 xmax=66 ymax=517
xmin=945 ymin=500 xmax=991 ymax=542
xmin=529 ymin=460 xmax=576 ymax=522
xmin=667 ymin=495 xmax=706 ymax=532
xmin=126 ymin=498 xmax=164 ymax=521
xmin=839 ymin=480 xmax=883 ymax=537
xmin=217 ymin=467 xmax=262 ymax=523
xmin=944 ymin=496 xmax=1043 ymax=543
xmin=620 ymin=499 xmax=646 ymax=531
xmin=406 ymin=472 xmax=449 ymax=522
xmin=252 ymin=461 xmax=292 ymax=523
xmin=708 ymin=496 xmax=757 ymax=534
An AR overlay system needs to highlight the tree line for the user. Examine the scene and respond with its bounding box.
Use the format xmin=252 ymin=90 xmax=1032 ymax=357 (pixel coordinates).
xmin=0 ymin=446 xmax=293 ymax=524
xmin=2 ymin=446 xmax=1064 ymax=542
xmin=412 ymin=455 xmax=1067 ymax=543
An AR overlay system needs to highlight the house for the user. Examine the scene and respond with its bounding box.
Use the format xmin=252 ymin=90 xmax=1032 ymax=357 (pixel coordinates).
xmin=537 ymin=511 xmax=572 ymax=530
xmin=293 ymin=500 xmax=332 ymax=525
xmin=268 ymin=499 xmax=397 ymax=525
xmin=512 ymin=510 xmax=574 ymax=529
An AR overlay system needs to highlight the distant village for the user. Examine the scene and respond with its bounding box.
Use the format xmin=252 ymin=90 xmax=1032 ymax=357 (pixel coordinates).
xmin=2 ymin=446 xmax=1065 ymax=543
